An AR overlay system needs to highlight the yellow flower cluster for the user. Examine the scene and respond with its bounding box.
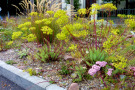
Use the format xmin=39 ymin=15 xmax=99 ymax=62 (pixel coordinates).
xmin=46 ymin=11 xmax=54 ymax=16
xmin=78 ymin=8 xmax=87 ymax=15
xmin=108 ymin=20 xmax=114 ymax=25
xmin=127 ymin=15 xmax=135 ymax=19
xmin=7 ymin=41 xmax=13 ymax=46
xmin=38 ymin=13 xmax=44 ymax=17
xmin=27 ymin=34 xmax=36 ymax=42
xmin=91 ymin=3 xmax=101 ymax=10
xmin=61 ymin=24 xmax=74 ymax=35
xmin=54 ymin=10 xmax=66 ymax=18
xmin=111 ymin=55 xmax=127 ymax=69
xmin=35 ymin=19 xmax=52 ymax=25
xmin=90 ymin=3 xmax=101 ymax=15
xmin=117 ymin=14 xmax=126 ymax=18
xmin=73 ymin=23 xmax=83 ymax=30
xmin=101 ymin=3 xmax=117 ymax=11
xmin=56 ymin=15 xmax=69 ymax=27
xmin=125 ymin=18 xmax=135 ymax=30
xmin=21 ymin=27 xmax=28 ymax=31
xmin=69 ymin=44 xmax=77 ymax=51
xmin=35 ymin=20 xmax=43 ymax=24
xmin=41 ymin=26 xmax=53 ymax=35
xmin=29 ymin=27 xmax=36 ymax=31
xmin=29 ymin=12 xmax=38 ymax=16
xmin=18 ymin=22 xmax=31 ymax=29
xmin=56 ymin=33 xmax=67 ymax=40
xmin=111 ymin=29 xmax=119 ymax=35
xmin=57 ymin=23 xmax=88 ymax=41
xmin=12 ymin=31 xmax=23 ymax=40
xmin=42 ymin=19 xmax=52 ymax=24
xmin=103 ymin=35 xmax=119 ymax=49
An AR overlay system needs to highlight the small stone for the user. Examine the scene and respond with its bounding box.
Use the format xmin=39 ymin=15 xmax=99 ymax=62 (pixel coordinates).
xmin=39 ymin=76 xmax=43 ymax=78
xmin=68 ymin=83 xmax=79 ymax=90
xmin=120 ymin=75 xmax=126 ymax=79
xmin=35 ymin=68 xmax=42 ymax=73
xmin=111 ymin=84 xmax=114 ymax=87
xmin=64 ymin=55 xmax=74 ymax=60
xmin=100 ymin=84 xmax=104 ymax=87
xmin=71 ymin=73 xmax=77 ymax=78
xmin=17 ymin=66 xmax=26 ymax=70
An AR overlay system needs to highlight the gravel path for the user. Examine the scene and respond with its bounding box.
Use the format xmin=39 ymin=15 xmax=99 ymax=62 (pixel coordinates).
xmin=0 ymin=75 xmax=25 ymax=90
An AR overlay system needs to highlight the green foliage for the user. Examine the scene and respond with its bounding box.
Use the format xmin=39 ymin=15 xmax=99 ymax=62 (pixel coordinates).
xmin=49 ymin=81 xmax=56 ymax=84
xmin=35 ymin=45 xmax=60 ymax=63
xmin=85 ymin=48 xmax=108 ymax=66
xmin=18 ymin=49 xmax=29 ymax=59
xmin=26 ymin=68 xmax=36 ymax=76
xmin=0 ymin=28 xmax=13 ymax=50
xmin=6 ymin=60 xmax=17 ymax=65
xmin=128 ymin=59 xmax=135 ymax=66
xmin=73 ymin=65 xmax=86 ymax=82
xmin=109 ymin=55 xmax=127 ymax=70
xmin=101 ymin=86 xmax=111 ymax=90
xmin=112 ymin=68 xmax=125 ymax=75
xmin=0 ymin=28 xmax=12 ymax=41
xmin=59 ymin=65 xmax=70 ymax=75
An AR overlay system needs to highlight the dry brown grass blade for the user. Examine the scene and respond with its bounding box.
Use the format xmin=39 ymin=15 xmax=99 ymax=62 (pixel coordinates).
xmin=19 ymin=3 xmax=26 ymax=10
xmin=12 ymin=4 xmax=21 ymax=12
xmin=29 ymin=1 xmax=36 ymax=12
xmin=49 ymin=0 xmax=62 ymax=11
xmin=12 ymin=0 xmax=72 ymax=16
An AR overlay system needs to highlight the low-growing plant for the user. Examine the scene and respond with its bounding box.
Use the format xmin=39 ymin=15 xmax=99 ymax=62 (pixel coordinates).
xmin=26 ymin=68 xmax=36 ymax=76
xmin=35 ymin=42 xmax=65 ymax=63
xmin=18 ymin=48 xmax=29 ymax=59
xmin=59 ymin=65 xmax=70 ymax=75
xmin=84 ymin=48 xmax=108 ymax=66
xmin=6 ymin=60 xmax=17 ymax=65
xmin=73 ymin=65 xmax=86 ymax=82
xmin=0 ymin=28 xmax=13 ymax=50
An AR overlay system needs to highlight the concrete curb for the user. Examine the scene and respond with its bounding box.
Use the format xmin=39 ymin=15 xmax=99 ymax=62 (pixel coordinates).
xmin=0 ymin=60 xmax=66 ymax=90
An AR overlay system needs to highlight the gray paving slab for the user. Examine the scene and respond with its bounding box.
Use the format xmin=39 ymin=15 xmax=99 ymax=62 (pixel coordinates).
xmin=0 ymin=75 xmax=25 ymax=90
xmin=0 ymin=60 xmax=66 ymax=90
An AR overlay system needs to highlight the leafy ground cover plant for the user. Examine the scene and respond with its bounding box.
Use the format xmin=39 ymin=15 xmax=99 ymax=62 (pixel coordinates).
xmin=6 ymin=60 xmax=17 ymax=65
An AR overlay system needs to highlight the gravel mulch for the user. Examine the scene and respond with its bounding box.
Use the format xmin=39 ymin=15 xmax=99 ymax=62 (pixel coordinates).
xmin=0 ymin=48 xmax=106 ymax=90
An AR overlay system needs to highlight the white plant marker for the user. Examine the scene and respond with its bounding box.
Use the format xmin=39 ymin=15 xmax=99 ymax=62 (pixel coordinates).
xmin=91 ymin=4 xmax=97 ymax=21
xmin=67 ymin=4 xmax=71 ymax=16
xmin=0 ymin=7 xmax=2 ymax=12
xmin=70 ymin=0 xmax=74 ymax=22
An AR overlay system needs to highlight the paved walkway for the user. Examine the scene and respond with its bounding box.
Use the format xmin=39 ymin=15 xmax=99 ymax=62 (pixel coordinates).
xmin=0 ymin=75 xmax=25 ymax=90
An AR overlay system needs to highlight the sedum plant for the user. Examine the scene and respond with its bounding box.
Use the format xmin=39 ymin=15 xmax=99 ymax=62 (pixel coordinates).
xmin=26 ymin=68 xmax=36 ymax=76
xmin=84 ymin=48 xmax=108 ymax=66
xmin=34 ymin=42 xmax=65 ymax=63
xmin=73 ymin=65 xmax=86 ymax=82
xmin=35 ymin=45 xmax=59 ymax=62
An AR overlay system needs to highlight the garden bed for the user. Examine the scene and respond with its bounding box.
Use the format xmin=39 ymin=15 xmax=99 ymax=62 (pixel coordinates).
xmin=0 ymin=1 xmax=135 ymax=90
xmin=0 ymin=47 xmax=104 ymax=90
